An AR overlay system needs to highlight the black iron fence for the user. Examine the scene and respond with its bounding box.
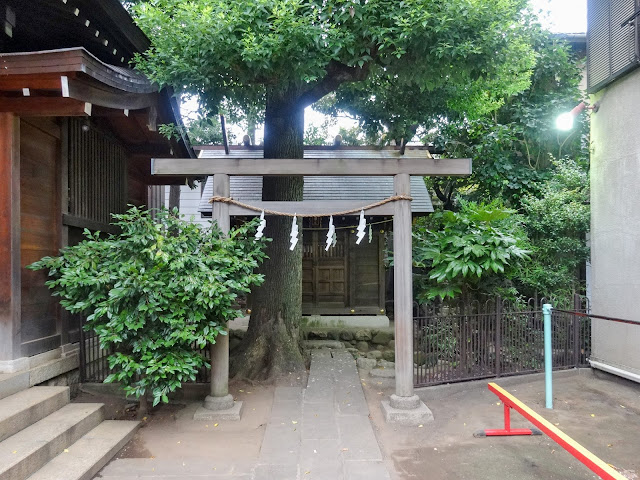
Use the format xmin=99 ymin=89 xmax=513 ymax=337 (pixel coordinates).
xmin=79 ymin=295 xmax=591 ymax=387
xmin=413 ymin=296 xmax=591 ymax=387
xmin=79 ymin=318 xmax=212 ymax=383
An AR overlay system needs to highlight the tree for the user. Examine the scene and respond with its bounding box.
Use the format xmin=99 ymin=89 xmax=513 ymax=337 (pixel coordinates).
xmin=131 ymin=0 xmax=536 ymax=379
xmin=427 ymin=28 xmax=588 ymax=209
xmin=29 ymin=207 xmax=267 ymax=412
xmin=413 ymin=200 xmax=530 ymax=304
xmin=517 ymin=159 xmax=590 ymax=297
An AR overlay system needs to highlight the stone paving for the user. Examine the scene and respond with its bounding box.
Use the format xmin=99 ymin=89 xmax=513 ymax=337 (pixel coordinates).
xmin=96 ymin=349 xmax=391 ymax=480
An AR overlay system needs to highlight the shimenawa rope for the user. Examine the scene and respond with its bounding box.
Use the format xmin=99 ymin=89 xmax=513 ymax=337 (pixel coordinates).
xmin=208 ymin=195 xmax=413 ymax=218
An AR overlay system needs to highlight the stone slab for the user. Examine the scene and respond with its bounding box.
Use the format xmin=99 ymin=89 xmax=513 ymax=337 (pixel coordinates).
xmin=0 ymin=386 xmax=70 ymax=442
xmin=0 ymin=357 xmax=29 ymax=374
xmin=302 ymin=402 xmax=338 ymax=440
xmin=259 ymin=423 xmax=300 ymax=465
xmin=380 ymin=399 xmax=434 ymax=426
xmin=300 ymin=438 xmax=343 ymax=479
xmin=0 ymin=403 xmax=104 ymax=480
xmin=269 ymin=399 xmax=302 ymax=423
xmin=29 ymin=354 xmax=79 ymax=387
xmin=334 ymin=386 xmax=369 ymax=416
xmin=303 ymin=315 xmax=390 ymax=328
xmin=0 ymin=371 xmax=29 ymax=400
xmin=303 ymin=340 xmax=345 ymax=350
xmin=193 ymin=401 xmax=243 ymax=421
xmin=254 ymin=463 xmax=298 ymax=480
xmin=303 ymin=380 xmax=334 ymax=404
xmin=26 ymin=420 xmax=139 ymax=480
xmin=337 ymin=415 xmax=383 ymax=461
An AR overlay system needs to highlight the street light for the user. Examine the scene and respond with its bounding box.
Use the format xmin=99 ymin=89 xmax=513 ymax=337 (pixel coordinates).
xmin=555 ymin=101 xmax=598 ymax=131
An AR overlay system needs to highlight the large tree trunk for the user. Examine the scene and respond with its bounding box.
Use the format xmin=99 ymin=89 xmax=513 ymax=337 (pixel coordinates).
xmin=231 ymin=88 xmax=306 ymax=380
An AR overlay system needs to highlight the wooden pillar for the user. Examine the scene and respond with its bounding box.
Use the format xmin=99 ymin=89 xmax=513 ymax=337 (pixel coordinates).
xmin=204 ymin=174 xmax=234 ymax=410
xmin=392 ymin=174 xmax=415 ymax=400
xmin=393 ymin=174 xmax=414 ymax=397
xmin=0 ymin=113 xmax=21 ymax=367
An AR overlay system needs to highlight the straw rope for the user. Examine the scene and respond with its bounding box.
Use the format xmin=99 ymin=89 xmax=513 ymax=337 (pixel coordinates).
xmin=208 ymin=195 xmax=413 ymax=218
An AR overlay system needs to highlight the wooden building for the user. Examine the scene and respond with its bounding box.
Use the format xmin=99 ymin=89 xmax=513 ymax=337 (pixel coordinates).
xmin=197 ymin=146 xmax=434 ymax=316
xmin=0 ymin=0 xmax=192 ymax=373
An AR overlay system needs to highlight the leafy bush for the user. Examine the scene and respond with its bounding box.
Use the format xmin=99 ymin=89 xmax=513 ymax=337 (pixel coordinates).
xmin=29 ymin=207 xmax=267 ymax=407
xmin=413 ymin=201 xmax=529 ymax=302
xmin=518 ymin=159 xmax=590 ymax=297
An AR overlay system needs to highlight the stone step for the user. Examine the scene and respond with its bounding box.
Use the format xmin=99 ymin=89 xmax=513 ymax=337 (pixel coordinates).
xmin=0 ymin=387 xmax=70 ymax=443
xmin=0 ymin=373 xmax=29 ymax=401
xmin=0 ymin=403 xmax=104 ymax=480
xmin=302 ymin=340 xmax=345 ymax=350
xmin=26 ymin=420 xmax=140 ymax=480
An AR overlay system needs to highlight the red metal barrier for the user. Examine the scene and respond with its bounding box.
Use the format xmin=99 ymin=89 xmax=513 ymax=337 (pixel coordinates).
xmin=476 ymin=382 xmax=626 ymax=480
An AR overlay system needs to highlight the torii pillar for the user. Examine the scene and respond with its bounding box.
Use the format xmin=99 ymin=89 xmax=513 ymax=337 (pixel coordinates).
xmin=194 ymin=173 xmax=243 ymax=421
xmin=380 ymin=173 xmax=433 ymax=424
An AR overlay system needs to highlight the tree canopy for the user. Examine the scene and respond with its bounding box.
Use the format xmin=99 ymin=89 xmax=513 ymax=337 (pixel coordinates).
xmin=132 ymin=0 xmax=536 ymax=122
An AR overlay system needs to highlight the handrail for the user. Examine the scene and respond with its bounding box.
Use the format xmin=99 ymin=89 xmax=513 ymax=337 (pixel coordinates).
xmin=480 ymin=383 xmax=626 ymax=480
xmin=553 ymin=309 xmax=640 ymax=327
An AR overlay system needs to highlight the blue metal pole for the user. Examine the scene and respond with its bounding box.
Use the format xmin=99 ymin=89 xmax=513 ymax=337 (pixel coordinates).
xmin=543 ymin=303 xmax=553 ymax=409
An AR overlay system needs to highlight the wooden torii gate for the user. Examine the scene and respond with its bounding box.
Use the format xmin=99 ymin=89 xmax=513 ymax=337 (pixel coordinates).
xmin=152 ymin=152 xmax=471 ymax=423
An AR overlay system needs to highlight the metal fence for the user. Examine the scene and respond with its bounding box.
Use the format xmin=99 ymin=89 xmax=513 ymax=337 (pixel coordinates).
xmin=79 ymin=318 xmax=212 ymax=383
xmin=413 ymin=296 xmax=591 ymax=387
xmin=79 ymin=295 xmax=591 ymax=387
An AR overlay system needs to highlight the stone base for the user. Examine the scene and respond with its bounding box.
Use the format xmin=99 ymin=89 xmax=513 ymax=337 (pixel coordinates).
xmin=381 ymin=399 xmax=434 ymax=425
xmin=0 ymin=357 xmax=29 ymax=374
xmin=203 ymin=393 xmax=235 ymax=411
xmin=193 ymin=400 xmax=243 ymax=421
xmin=304 ymin=315 xmax=390 ymax=328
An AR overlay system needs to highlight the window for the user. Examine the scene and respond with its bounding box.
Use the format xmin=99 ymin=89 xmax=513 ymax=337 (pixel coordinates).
xmin=588 ymin=0 xmax=640 ymax=92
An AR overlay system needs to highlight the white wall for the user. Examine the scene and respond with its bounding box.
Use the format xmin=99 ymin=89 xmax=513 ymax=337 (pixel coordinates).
xmin=164 ymin=182 xmax=211 ymax=228
xmin=589 ymin=68 xmax=640 ymax=380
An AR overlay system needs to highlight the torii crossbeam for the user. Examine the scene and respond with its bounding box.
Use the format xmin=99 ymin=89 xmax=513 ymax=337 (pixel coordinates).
xmin=152 ymin=152 xmax=471 ymax=424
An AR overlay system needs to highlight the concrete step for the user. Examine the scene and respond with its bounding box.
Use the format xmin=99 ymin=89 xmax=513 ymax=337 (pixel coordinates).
xmin=302 ymin=340 xmax=345 ymax=349
xmin=0 ymin=373 xmax=29 ymax=401
xmin=0 ymin=387 xmax=70 ymax=443
xmin=26 ymin=420 xmax=140 ymax=480
xmin=0 ymin=403 xmax=104 ymax=480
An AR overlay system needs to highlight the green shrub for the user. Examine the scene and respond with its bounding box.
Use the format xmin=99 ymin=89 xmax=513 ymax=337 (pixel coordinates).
xmin=29 ymin=206 xmax=267 ymax=406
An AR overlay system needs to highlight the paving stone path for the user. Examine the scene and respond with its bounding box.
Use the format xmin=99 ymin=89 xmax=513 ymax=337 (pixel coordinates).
xmin=97 ymin=349 xmax=390 ymax=480
xmin=254 ymin=349 xmax=391 ymax=480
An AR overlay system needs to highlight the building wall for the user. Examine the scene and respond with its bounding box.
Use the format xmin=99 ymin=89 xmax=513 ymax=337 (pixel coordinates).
xmin=164 ymin=182 xmax=211 ymax=228
xmin=20 ymin=119 xmax=61 ymax=357
xmin=589 ymin=68 xmax=640 ymax=379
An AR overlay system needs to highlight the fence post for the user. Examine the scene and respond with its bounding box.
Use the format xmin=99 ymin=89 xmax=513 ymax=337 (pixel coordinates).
xmin=543 ymin=303 xmax=553 ymax=409
xmin=573 ymin=293 xmax=581 ymax=367
xmin=78 ymin=315 xmax=86 ymax=383
xmin=495 ymin=296 xmax=502 ymax=378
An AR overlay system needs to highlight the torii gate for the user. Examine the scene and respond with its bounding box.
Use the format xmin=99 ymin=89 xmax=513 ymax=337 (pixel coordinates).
xmin=152 ymin=152 xmax=471 ymax=424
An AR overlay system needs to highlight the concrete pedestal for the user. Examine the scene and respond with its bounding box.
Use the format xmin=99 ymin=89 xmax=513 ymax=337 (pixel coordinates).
xmin=194 ymin=394 xmax=243 ymax=421
xmin=381 ymin=395 xmax=434 ymax=426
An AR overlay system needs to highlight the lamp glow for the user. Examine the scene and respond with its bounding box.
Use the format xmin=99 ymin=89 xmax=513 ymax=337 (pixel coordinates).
xmin=556 ymin=112 xmax=575 ymax=131
xmin=555 ymin=102 xmax=591 ymax=131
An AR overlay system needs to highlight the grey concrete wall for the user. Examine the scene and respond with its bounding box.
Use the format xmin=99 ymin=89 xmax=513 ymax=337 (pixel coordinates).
xmin=589 ymin=68 xmax=640 ymax=379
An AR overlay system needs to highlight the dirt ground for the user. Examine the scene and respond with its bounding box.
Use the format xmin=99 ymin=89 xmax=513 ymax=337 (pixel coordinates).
xmin=75 ymin=375 xmax=306 ymax=467
xmin=362 ymin=368 xmax=640 ymax=480
xmin=77 ymin=368 xmax=640 ymax=480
